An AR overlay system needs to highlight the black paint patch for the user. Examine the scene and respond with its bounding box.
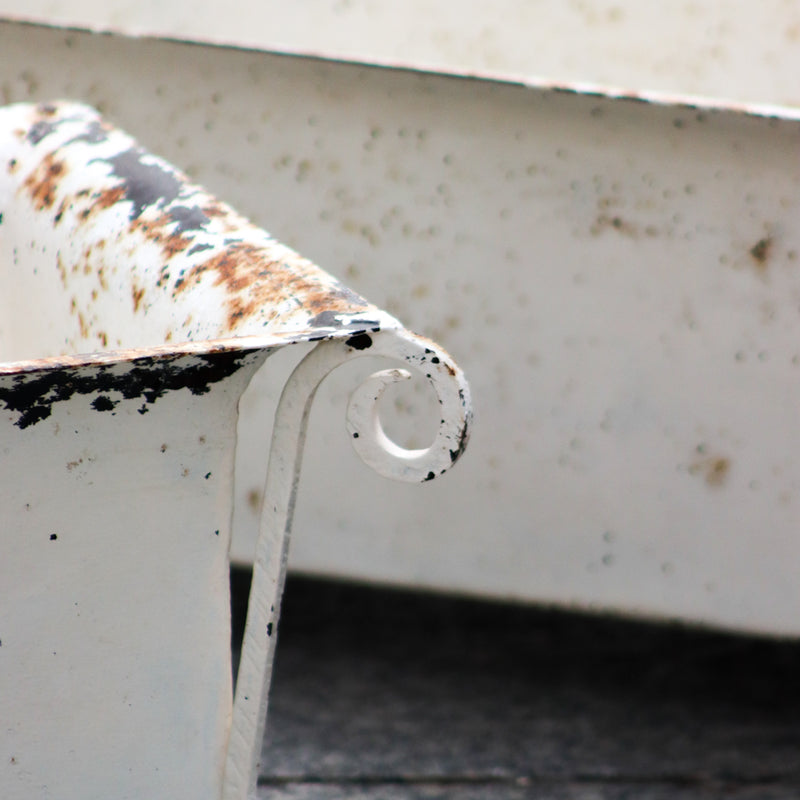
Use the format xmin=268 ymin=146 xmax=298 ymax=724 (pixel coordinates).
xmin=91 ymin=395 xmax=117 ymax=412
xmin=346 ymin=333 xmax=373 ymax=350
xmin=169 ymin=205 xmax=210 ymax=235
xmin=101 ymin=147 xmax=182 ymax=221
xmin=187 ymin=242 xmax=214 ymax=256
xmin=27 ymin=120 xmax=57 ymax=145
xmin=266 ymin=622 xmax=273 ymax=637
xmin=49 ymin=533 xmax=57 ymax=541
xmin=0 ymin=350 xmax=256 ymax=430
xmin=308 ymin=310 xmax=343 ymax=328
xmin=66 ymin=120 xmax=110 ymax=147
xmin=425 ymin=471 xmax=436 ymax=481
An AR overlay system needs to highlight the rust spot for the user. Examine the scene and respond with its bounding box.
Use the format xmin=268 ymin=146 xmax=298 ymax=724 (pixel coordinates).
xmin=750 ymin=237 xmax=772 ymax=271
xmin=173 ymin=242 xmax=369 ymax=331
xmin=689 ymin=449 xmax=731 ymax=488
xmin=57 ymin=254 xmax=68 ymax=287
xmin=132 ymin=284 xmax=145 ymax=313
xmin=95 ymin=186 xmax=126 ymax=212
xmin=247 ymin=488 xmax=262 ymax=512
xmin=23 ymin=152 xmax=66 ymax=211
xmin=705 ymin=458 xmax=730 ymax=487
xmin=202 ymin=202 xmax=227 ymax=218
xmin=77 ymin=311 xmax=89 ymax=339
xmin=131 ymin=211 xmax=197 ymax=260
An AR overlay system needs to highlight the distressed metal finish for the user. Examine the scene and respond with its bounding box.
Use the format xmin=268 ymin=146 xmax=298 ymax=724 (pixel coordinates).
xmin=0 ymin=101 xmax=470 ymax=799
xmin=2 ymin=20 xmax=799 ymax=638
xmin=0 ymin=101 xmax=401 ymax=358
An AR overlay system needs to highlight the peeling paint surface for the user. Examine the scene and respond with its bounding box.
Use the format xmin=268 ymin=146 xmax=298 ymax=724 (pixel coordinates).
xmin=0 ymin=101 xmax=398 ymax=366
xmin=0 ymin=343 xmax=267 ymax=800
xmin=0 ymin=99 xmax=471 ymax=799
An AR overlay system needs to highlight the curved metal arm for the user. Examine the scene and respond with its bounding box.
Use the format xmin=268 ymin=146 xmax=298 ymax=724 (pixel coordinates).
xmin=222 ymin=328 xmax=471 ymax=800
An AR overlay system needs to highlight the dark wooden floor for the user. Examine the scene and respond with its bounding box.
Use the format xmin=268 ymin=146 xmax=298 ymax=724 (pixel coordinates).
xmin=230 ymin=569 xmax=800 ymax=799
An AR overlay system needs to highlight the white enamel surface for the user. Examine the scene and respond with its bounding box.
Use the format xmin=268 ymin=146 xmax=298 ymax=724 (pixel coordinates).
xmin=0 ymin=351 xmax=266 ymax=799
xmin=2 ymin=21 xmax=799 ymax=635
xmin=1 ymin=0 xmax=799 ymax=107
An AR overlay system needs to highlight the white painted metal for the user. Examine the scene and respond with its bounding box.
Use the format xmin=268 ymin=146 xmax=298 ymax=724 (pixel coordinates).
xmin=1 ymin=20 xmax=799 ymax=637
xmin=0 ymin=101 xmax=469 ymax=798
xmin=226 ymin=330 xmax=469 ymax=798
xmin=1 ymin=0 xmax=799 ymax=107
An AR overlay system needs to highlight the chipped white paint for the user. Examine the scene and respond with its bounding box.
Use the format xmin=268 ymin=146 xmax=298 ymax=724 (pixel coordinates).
xmin=0 ymin=101 xmax=470 ymax=798
xmin=2 ymin=20 xmax=800 ymax=637
xmin=1 ymin=0 xmax=800 ymax=107
xmin=225 ymin=329 xmax=469 ymax=798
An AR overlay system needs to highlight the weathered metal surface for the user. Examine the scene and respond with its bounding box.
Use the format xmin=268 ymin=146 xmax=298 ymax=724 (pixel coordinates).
xmin=0 ymin=100 xmax=470 ymax=798
xmin=0 ymin=344 xmax=267 ymax=799
xmin=2 ymin=1 xmax=799 ymax=107
xmin=0 ymin=101 xmax=400 ymax=362
xmin=1 ymin=20 xmax=800 ymax=637
xmin=226 ymin=330 xmax=469 ymax=799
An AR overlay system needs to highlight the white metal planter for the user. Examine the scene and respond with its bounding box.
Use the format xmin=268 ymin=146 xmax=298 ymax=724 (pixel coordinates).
xmin=0 ymin=101 xmax=470 ymax=799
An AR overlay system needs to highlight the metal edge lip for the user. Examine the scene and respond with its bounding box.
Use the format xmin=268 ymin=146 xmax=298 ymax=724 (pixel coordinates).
xmin=0 ymin=325 xmax=395 ymax=376
xmin=2 ymin=14 xmax=800 ymax=123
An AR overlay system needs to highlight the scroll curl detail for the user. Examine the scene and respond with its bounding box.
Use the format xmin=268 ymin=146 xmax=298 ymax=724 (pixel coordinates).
xmin=344 ymin=328 xmax=472 ymax=481
xmin=223 ymin=326 xmax=471 ymax=800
